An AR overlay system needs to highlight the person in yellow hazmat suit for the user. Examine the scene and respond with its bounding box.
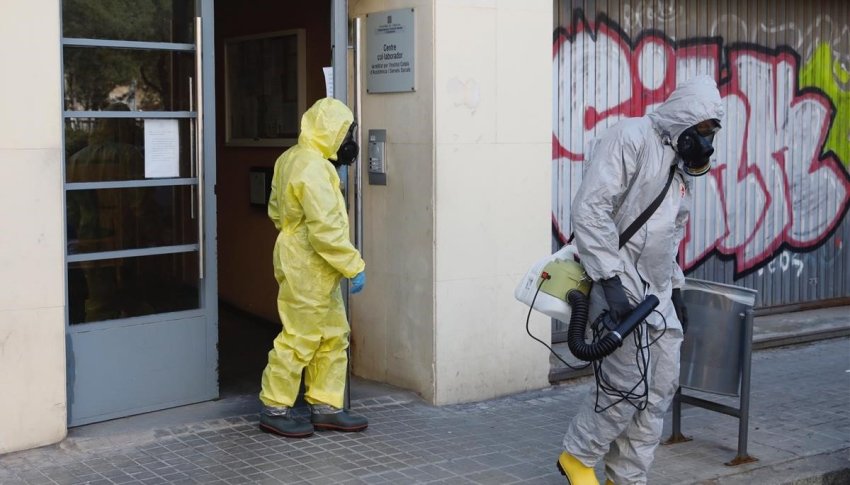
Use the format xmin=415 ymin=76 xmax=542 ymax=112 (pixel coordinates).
xmin=259 ymin=97 xmax=367 ymax=438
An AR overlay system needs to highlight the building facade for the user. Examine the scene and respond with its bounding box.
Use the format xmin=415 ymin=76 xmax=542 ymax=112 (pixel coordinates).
xmin=0 ymin=0 xmax=847 ymax=455
xmin=0 ymin=0 xmax=552 ymax=454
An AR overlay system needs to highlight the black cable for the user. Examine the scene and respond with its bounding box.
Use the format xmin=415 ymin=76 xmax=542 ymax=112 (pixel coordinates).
xmin=645 ymin=309 xmax=668 ymax=347
xmin=590 ymin=308 xmax=669 ymax=412
xmin=525 ymin=278 xmax=591 ymax=371
xmin=591 ymin=312 xmax=650 ymax=412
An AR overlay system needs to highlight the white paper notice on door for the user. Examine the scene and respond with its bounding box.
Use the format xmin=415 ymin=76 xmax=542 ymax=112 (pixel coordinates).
xmin=144 ymin=119 xmax=180 ymax=178
xmin=323 ymin=66 xmax=334 ymax=97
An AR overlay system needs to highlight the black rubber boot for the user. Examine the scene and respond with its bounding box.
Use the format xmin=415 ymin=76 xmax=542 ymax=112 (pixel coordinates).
xmin=310 ymin=404 xmax=368 ymax=432
xmin=259 ymin=407 xmax=314 ymax=438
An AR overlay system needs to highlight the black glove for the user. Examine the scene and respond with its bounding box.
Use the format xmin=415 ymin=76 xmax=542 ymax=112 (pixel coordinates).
xmin=671 ymin=288 xmax=689 ymax=333
xmin=599 ymin=276 xmax=634 ymax=324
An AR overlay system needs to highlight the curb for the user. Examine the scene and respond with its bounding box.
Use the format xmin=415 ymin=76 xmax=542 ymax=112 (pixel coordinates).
xmin=697 ymin=448 xmax=850 ymax=485
xmin=752 ymin=327 xmax=850 ymax=351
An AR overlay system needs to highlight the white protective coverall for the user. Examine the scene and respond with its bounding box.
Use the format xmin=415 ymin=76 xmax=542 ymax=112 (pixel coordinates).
xmin=562 ymin=75 xmax=724 ymax=484
xmin=260 ymin=97 xmax=365 ymax=410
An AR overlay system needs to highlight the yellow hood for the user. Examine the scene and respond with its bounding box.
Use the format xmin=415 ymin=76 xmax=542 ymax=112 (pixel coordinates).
xmin=298 ymin=97 xmax=354 ymax=160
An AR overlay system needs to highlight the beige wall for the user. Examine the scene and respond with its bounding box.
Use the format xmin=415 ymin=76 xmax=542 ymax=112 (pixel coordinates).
xmin=349 ymin=0 xmax=438 ymax=402
xmin=0 ymin=0 xmax=67 ymax=453
xmin=432 ymin=0 xmax=552 ymax=403
xmin=350 ymin=0 xmax=552 ymax=404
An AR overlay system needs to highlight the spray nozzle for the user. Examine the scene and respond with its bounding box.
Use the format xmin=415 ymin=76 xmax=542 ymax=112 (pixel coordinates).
xmin=609 ymin=295 xmax=659 ymax=344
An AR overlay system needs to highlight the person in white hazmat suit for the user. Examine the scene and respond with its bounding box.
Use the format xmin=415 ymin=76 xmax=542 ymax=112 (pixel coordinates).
xmin=558 ymin=75 xmax=724 ymax=485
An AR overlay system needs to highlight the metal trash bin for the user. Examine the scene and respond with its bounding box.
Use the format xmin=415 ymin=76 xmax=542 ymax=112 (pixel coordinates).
xmin=665 ymin=277 xmax=759 ymax=466
xmin=679 ymin=279 xmax=758 ymax=395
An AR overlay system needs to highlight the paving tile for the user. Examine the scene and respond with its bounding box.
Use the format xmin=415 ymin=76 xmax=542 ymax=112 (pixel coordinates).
xmin=1 ymin=339 xmax=848 ymax=485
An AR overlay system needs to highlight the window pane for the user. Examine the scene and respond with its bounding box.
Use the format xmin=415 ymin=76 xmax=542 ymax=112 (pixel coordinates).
xmin=62 ymin=0 xmax=195 ymax=43
xmin=64 ymin=47 xmax=194 ymax=111
xmin=226 ymin=34 xmax=300 ymax=141
xmin=67 ymin=185 xmax=197 ymax=255
xmin=68 ymin=252 xmax=199 ymax=324
xmin=66 ymin=118 xmax=193 ymax=182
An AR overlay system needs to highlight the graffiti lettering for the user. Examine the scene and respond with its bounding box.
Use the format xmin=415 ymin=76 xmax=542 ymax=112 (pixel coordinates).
xmin=757 ymin=251 xmax=803 ymax=277
xmin=705 ymin=13 xmax=850 ymax=72
xmin=758 ymin=15 xmax=850 ymax=65
xmin=553 ymin=12 xmax=850 ymax=277
xmin=801 ymin=43 xmax=850 ymax=166
xmin=621 ymin=0 xmax=683 ymax=33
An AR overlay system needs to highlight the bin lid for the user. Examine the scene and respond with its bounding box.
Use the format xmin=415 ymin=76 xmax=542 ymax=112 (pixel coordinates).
xmin=684 ymin=277 xmax=757 ymax=308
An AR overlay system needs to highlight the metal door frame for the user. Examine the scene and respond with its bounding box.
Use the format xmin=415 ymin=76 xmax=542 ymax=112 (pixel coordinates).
xmin=199 ymin=0 xmax=219 ymax=416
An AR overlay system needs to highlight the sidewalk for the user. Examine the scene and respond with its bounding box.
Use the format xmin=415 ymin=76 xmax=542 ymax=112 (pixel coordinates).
xmin=1 ymin=311 xmax=848 ymax=484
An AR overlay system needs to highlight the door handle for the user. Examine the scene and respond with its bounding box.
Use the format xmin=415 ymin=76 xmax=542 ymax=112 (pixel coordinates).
xmin=195 ymin=16 xmax=205 ymax=280
xmin=354 ymin=17 xmax=363 ymax=253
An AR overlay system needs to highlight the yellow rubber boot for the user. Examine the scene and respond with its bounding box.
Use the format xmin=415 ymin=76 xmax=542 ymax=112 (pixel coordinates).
xmin=556 ymin=451 xmax=599 ymax=485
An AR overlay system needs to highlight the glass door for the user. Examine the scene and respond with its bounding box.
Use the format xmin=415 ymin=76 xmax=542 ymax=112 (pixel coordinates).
xmin=62 ymin=0 xmax=218 ymax=426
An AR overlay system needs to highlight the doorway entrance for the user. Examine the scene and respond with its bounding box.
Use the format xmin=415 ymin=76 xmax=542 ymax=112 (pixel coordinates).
xmin=63 ymin=0 xmax=356 ymax=426
xmin=212 ymin=0 xmax=337 ymax=397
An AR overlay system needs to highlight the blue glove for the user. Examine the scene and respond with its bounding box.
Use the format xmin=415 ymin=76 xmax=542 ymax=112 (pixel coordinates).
xmin=350 ymin=271 xmax=366 ymax=294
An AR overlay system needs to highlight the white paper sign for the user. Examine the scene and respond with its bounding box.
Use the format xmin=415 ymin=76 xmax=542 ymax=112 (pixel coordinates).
xmin=144 ymin=119 xmax=180 ymax=178
xmin=323 ymin=66 xmax=334 ymax=97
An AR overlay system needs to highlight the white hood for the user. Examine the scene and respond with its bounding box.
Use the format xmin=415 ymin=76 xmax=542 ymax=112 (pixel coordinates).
xmin=647 ymin=75 xmax=725 ymax=144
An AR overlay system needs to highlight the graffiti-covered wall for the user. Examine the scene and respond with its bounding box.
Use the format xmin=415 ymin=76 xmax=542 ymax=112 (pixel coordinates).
xmin=553 ymin=0 xmax=850 ymax=309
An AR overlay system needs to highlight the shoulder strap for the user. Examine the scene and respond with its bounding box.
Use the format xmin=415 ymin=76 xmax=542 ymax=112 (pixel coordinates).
xmin=618 ymin=166 xmax=677 ymax=249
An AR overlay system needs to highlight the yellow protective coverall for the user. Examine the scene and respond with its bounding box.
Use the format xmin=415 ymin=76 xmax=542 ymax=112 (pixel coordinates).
xmin=260 ymin=98 xmax=365 ymax=409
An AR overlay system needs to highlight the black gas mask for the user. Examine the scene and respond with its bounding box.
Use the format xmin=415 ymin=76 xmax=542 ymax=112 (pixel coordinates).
xmin=676 ymin=120 xmax=720 ymax=176
xmin=332 ymin=121 xmax=359 ymax=167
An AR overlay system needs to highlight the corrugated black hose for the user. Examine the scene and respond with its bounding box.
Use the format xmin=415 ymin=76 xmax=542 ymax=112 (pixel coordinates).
xmin=566 ymin=290 xmax=659 ymax=362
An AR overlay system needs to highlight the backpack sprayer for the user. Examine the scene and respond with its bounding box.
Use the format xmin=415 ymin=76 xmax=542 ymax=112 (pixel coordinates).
xmin=522 ymin=258 xmax=662 ymax=411
xmin=528 ymin=258 xmax=658 ymax=362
